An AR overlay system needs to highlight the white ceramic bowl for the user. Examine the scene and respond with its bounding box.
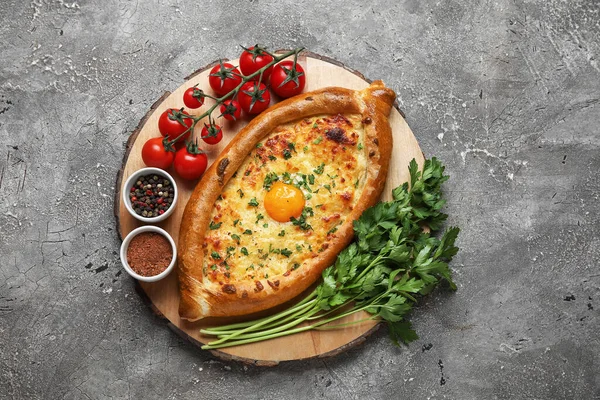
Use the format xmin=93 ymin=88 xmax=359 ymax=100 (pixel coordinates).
xmin=120 ymin=225 xmax=177 ymax=283
xmin=122 ymin=167 xmax=178 ymax=223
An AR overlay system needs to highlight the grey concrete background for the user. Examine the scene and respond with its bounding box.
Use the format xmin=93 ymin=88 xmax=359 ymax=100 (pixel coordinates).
xmin=1 ymin=0 xmax=599 ymax=399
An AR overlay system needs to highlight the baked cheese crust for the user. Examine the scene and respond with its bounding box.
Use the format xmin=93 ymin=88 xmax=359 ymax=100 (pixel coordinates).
xmin=203 ymin=113 xmax=367 ymax=288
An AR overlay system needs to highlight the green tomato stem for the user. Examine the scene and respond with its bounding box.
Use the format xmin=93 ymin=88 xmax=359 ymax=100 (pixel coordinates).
xmin=166 ymin=48 xmax=304 ymax=147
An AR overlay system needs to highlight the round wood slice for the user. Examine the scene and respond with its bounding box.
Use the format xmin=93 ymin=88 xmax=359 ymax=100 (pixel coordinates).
xmin=114 ymin=52 xmax=424 ymax=365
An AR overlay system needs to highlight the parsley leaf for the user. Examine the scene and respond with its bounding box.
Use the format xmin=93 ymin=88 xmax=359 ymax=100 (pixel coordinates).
xmin=290 ymin=207 xmax=314 ymax=231
xmin=313 ymin=163 xmax=325 ymax=175
xmin=280 ymin=248 xmax=292 ymax=257
xmin=263 ymin=172 xmax=279 ymax=190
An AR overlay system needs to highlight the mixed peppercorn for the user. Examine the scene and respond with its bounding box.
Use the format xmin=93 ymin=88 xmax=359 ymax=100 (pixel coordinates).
xmin=129 ymin=174 xmax=174 ymax=218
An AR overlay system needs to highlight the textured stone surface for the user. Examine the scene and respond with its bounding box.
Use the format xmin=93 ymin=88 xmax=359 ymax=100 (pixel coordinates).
xmin=1 ymin=0 xmax=599 ymax=399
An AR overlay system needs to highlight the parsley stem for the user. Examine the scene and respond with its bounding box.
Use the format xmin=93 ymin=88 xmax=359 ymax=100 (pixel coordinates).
xmin=313 ymin=316 xmax=378 ymax=330
xmin=199 ymin=290 xmax=317 ymax=336
xmin=202 ymin=304 xmax=379 ymax=350
xmin=201 ymin=322 xmax=319 ymax=350
xmin=208 ymin=307 xmax=322 ymax=343
xmin=210 ymin=299 xmax=319 ymax=337
xmin=353 ymin=253 xmax=385 ymax=282
xmin=304 ymin=293 xmax=363 ymax=321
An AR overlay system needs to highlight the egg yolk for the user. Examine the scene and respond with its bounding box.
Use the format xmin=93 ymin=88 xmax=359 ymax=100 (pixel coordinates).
xmin=264 ymin=181 xmax=305 ymax=222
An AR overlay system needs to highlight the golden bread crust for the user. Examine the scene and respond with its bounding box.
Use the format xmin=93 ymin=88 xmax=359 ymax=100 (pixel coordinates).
xmin=178 ymin=81 xmax=395 ymax=321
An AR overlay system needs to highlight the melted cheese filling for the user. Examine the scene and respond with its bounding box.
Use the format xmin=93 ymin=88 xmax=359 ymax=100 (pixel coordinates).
xmin=203 ymin=114 xmax=367 ymax=285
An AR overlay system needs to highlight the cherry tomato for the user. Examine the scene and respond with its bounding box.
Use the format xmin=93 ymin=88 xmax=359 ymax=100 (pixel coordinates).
xmin=174 ymin=144 xmax=208 ymax=180
xmin=238 ymin=81 xmax=271 ymax=115
xmin=208 ymin=61 xmax=242 ymax=97
xmin=270 ymin=60 xmax=306 ymax=98
xmin=219 ymin=99 xmax=242 ymax=121
xmin=158 ymin=108 xmax=193 ymax=142
xmin=239 ymin=45 xmax=274 ymax=82
xmin=183 ymin=87 xmax=205 ymax=109
xmin=201 ymin=123 xmax=223 ymax=145
xmin=141 ymin=137 xmax=174 ymax=169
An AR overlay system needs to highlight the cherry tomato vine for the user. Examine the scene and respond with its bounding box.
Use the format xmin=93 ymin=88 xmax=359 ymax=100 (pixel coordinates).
xmin=142 ymin=46 xmax=306 ymax=179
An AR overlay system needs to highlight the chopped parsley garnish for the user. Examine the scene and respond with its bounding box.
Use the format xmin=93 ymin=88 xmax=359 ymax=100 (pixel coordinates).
xmin=312 ymin=122 xmax=318 ymax=129
xmin=240 ymin=247 xmax=249 ymax=256
xmin=323 ymin=184 xmax=331 ymax=193
xmin=308 ymin=174 xmax=315 ymax=185
xmin=278 ymin=230 xmax=285 ymax=237
xmin=237 ymin=189 xmax=244 ymax=198
xmin=256 ymin=213 xmax=264 ymax=223
xmin=210 ymin=265 xmax=217 ymax=271
xmin=243 ymin=229 xmax=253 ymax=235
xmin=355 ymin=178 xmax=360 ymax=188
xmin=256 ymin=142 xmax=263 ymax=148
xmin=327 ymin=226 xmax=338 ymax=235
xmin=313 ymin=163 xmax=325 ymax=175
xmin=263 ymin=223 xmax=268 ymax=228
xmin=327 ymin=173 xmax=338 ymax=179
xmin=209 ymin=221 xmax=222 ymax=230
xmin=303 ymin=146 xmax=309 ymax=152
xmin=231 ymin=234 xmax=241 ymax=242
xmin=290 ymin=207 xmax=314 ymax=231
xmin=233 ymin=219 xmax=240 ymax=226
xmin=296 ymin=244 xmax=303 ymax=252
xmin=288 ymin=142 xmax=296 ymax=153
xmin=248 ymin=197 xmax=259 ymax=207
xmin=313 ymin=136 xmax=323 ymax=144
xmin=292 ymin=263 xmax=301 ymax=270
xmin=268 ymin=155 xmax=277 ymax=161
xmin=280 ymin=248 xmax=293 ymax=257
xmin=263 ymin=172 xmax=279 ymax=190
xmin=283 ymin=149 xmax=292 ymax=160
xmin=211 ymin=251 xmax=221 ymax=260
xmin=358 ymin=143 xmax=364 ymax=150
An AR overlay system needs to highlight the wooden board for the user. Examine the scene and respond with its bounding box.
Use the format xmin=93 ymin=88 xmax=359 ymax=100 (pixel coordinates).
xmin=115 ymin=52 xmax=424 ymax=365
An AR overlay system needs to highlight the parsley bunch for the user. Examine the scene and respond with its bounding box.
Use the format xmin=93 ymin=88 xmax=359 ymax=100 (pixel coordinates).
xmin=200 ymin=158 xmax=459 ymax=349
